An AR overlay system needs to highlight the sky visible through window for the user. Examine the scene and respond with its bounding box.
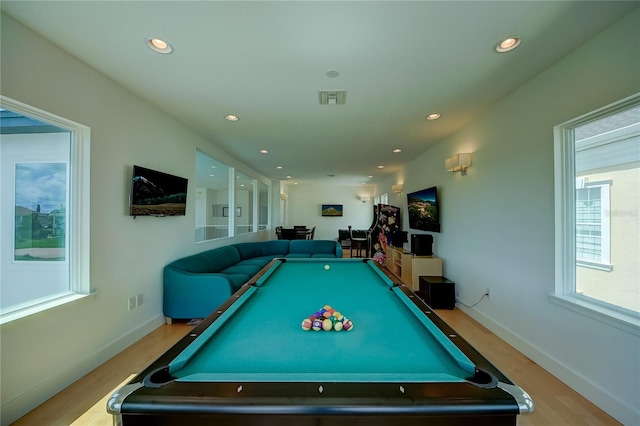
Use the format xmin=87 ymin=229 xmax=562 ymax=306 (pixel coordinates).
xmin=15 ymin=163 xmax=66 ymax=214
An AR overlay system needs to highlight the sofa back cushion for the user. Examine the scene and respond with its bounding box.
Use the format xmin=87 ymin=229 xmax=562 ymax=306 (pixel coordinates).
xmin=233 ymin=242 xmax=264 ymax=260
xmin=234 ymin=240 xmax=290 ymax=260
xmin=168 ymin=246 xmax=241 ymax=273
xmin=260 ymin=240 xmax=290 ymax=256
xmin=289 ymin=240 xmax=338 ymax=256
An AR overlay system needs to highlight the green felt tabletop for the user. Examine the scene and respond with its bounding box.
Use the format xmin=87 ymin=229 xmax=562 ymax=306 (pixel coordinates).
xmin=170 ymin=258 xmax=475 ymax=383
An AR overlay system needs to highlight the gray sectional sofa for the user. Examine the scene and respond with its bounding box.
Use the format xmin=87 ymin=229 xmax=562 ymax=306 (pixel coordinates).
xmin=163 ymin=239 xmax=342 ymax=323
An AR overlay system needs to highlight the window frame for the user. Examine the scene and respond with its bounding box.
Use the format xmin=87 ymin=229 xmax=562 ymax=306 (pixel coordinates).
xmin=552 ymin=93 xmax=640 ymax=335
xmin=0 ymin=96 xmax=91 ymax=324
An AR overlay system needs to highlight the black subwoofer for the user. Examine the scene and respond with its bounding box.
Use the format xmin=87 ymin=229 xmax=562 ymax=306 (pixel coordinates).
xmin=411 ymin=234 xmax=433 ymax=256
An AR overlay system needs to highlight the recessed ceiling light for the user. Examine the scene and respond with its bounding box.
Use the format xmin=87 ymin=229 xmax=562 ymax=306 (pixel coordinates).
xmin=495 ymin=37 xmax=522 ymax=53
xmin=147 ymin=38 xmax=173 ymax=54
xmin=426 ymin=113 xmax=441 ymax=121
xmin=368 ymin=175 xmax=373 ymax=178
xmin=260 ymin=149 xmax=269 ymax=154
xmin=326 ymin=69 xmax=340 ymax=78
xmin=393 ymin=148 xmax=402 ymax=153
xmin=286 ymin=175 xmax=292 ymax=179
xmin=276 ymin=165 xmax=283 ymax=169
xmin=377 ymin=165 xmax=384 ymax=169
xmin=225 ymin=114 xmax=239 ymax=122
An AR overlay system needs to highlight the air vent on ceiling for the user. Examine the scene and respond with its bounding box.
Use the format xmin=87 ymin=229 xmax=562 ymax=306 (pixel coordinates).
xmin=319 ymin=91 xmax=347 ymax=105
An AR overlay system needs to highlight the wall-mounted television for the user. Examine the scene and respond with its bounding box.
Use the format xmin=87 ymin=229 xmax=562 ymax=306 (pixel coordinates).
xmin=407 ymin=186 xmax=440 ymax=232
xmin=130 ymin=165 xmax=188 ymax=217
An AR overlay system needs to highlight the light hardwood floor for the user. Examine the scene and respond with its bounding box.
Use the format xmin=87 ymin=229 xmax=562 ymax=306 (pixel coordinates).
xmin=12 ymin=307 xmax=620 ymax=426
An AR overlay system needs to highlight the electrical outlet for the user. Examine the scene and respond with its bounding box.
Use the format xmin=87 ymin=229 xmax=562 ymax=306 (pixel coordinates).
xmin=128 ymin=296 xmax=136 ymax=310
xmin=485 ymin=288 xmax=491 ymax=299
xmin=136 ymin=293 xmax=143 ymax=306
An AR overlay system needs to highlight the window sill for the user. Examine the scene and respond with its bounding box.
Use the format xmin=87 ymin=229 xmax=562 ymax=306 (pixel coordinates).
xmin=549 ymin=294 xmax=640 ymax=336
xmin=0 ymin=292 xmax=96 ymax=325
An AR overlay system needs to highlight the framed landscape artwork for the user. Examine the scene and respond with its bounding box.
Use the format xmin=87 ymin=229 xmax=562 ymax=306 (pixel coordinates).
xmin=321 ymin=204 xmax=343 ymax=217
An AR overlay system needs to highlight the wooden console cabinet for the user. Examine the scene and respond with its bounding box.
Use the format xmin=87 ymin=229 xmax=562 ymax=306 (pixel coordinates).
xmin=385 ymin=246 xmax=442 ymax=290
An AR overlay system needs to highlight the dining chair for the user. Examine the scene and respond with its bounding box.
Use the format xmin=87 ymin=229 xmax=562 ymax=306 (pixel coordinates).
xmin=348 ymin=225 xmax=368 ymax=257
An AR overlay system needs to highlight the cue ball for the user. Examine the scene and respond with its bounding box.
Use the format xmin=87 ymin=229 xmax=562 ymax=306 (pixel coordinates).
xmin=324 ymin=264 xmax=330 ymax=270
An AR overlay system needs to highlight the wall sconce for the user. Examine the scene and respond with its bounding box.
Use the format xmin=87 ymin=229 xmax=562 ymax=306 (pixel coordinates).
xmin=391 ymin=184 xmax=404 ymax=194
xmin=445 ymin=153 xmax=472 ymax=176
xmin=280 ymin=193 xmax=288 ymax=201
xmin=358 ymin=195 xmax=370 ymax=203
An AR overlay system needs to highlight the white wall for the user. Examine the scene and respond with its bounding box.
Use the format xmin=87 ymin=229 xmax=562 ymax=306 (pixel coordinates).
xmin=283 ymin=184 xmax=375 ymax=241
xmin=376 ymin=8 xmax=640 ymax=425
xmin=0 ymin=13 xmax=273 ymax=425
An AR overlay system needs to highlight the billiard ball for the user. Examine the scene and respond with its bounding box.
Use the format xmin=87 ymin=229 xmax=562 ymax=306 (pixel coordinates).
xmin=343 ymin=320 xmax=353 ymax=331
xmin=324 ymin=264 xmax=330 ymax=270
xmin=322 ymin=318 xmax=333 ymax=331
xmin=312 ymin=319 xmax=323 ymax=331
xmin=333 ymin=321 xmax=343 ymax=331
xmin=301 ymin=319 xmax=312 ymax=331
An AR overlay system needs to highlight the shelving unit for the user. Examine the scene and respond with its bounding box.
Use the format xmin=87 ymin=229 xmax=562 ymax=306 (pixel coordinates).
xmin=385 ymin=246 xmax=442 ymax=290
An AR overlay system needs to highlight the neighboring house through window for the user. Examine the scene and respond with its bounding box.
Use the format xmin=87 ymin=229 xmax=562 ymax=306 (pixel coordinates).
xmin=554 ymin=94 xmax=639 ymax=332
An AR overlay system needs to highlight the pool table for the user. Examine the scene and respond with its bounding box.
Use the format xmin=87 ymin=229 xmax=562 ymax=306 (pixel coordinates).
xmin=108 ymin=258 xmax=533 ymax=425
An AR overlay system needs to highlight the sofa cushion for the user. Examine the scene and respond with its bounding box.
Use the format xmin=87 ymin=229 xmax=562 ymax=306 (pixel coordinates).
xmin=233 ymin=242 xmax=265 ymax=260
xmin=311 ymin=253 xmax=338 ymax=258
xmin=224 ymin=273 xmax=254 ymax=292
xmin=260 ymin=240 xmax=290 ymax=256
xmin=236 ymin=258 xmax=273 ymax=269
xmin=285 ymin=253 xmax=312 ymax=258
xmin=168 ymin=246 xmax=241 ymax=273
xmin=289 ymin=240 xmax=339 ymax=256
xmin=204 ymin=246 xmax=242 ymax=271
xmin=222 ymin=264 xmax=262 ymax=277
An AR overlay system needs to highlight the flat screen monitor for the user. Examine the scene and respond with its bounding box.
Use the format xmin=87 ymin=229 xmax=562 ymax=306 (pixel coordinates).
xmin=407 ymin=186 xmax=440 ymax=232
xmin=130 ymin=165 xmax=188 ymax=217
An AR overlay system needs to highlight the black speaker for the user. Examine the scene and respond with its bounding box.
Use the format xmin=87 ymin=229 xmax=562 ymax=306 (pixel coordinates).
xmin=411 ymin=234 xmax=433 ymax=256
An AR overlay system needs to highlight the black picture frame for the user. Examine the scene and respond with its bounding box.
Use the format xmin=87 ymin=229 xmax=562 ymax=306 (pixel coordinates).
xmin=223 ymin=207 xmax=241 ymax=217
xmin=321 ymin=204 xmax=343 ymax=217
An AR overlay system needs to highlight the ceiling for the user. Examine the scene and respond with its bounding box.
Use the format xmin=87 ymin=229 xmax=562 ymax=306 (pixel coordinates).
xmin=2 ymin=1 xmax=637 ymax=186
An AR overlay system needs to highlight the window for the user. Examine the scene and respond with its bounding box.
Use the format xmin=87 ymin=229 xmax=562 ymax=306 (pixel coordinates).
xmin=0 ymin=96 xmax=91 ymax=324
xmin=195 ymin=150 xmax=230 ymax=242
xmin=195 ymin=149 xmax=271 ymax=242
xmin=553 ymin=94 xmax=640 ymax=332
xmin=576 ymin=179 xmax=611 ymax=269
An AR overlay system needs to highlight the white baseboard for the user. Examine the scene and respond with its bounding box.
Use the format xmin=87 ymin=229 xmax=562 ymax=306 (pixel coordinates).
xmin=456 ymin=305 xmax=638 ymax=426
xmin=1 ymin=314 xmax=165 ymax=426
